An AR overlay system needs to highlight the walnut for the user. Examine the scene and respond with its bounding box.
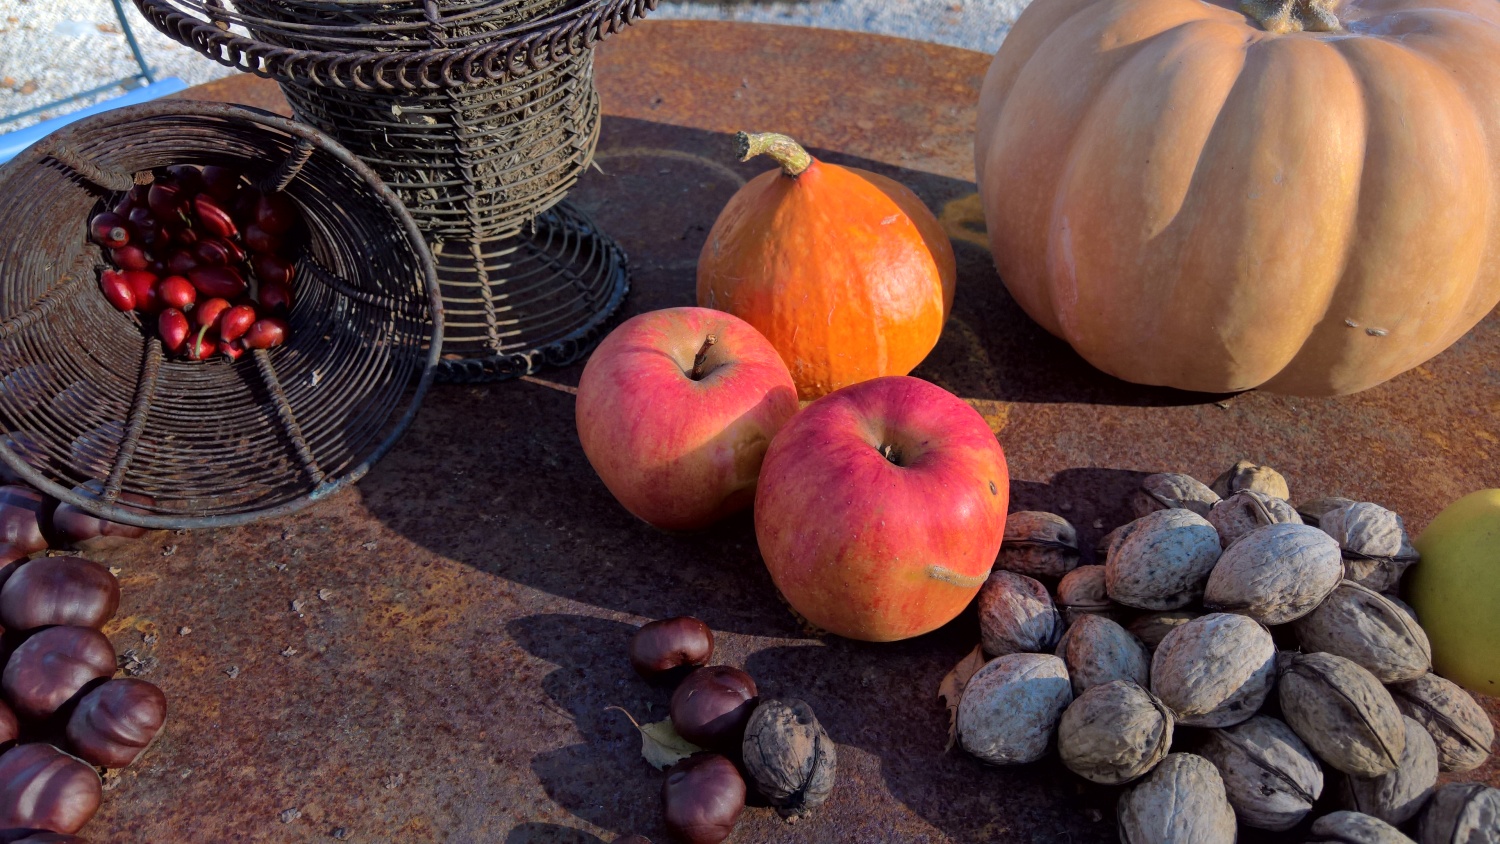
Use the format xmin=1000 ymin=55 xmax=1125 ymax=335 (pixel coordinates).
xmin=1132 ymin=473 xmax=1219 ymax=518
xmin=1210 ymin=459 xmax=1290 ymax=500
xmin=1126 ymin=611 xmax=1201 ymax=653
xmin=1198 ymin=715 xmax=1323 ymax=831
xmin=1297 ymin=496 xmax=1357 ymax=528
xmin=1320 ymin=502 xmax=1417 ymax=592
xmin=1416 ymin=783 xmax=1500 ymax=844
xmin=1292 ymin=581 xmax=1431 ymax=683
xmin=1278 ymin=652 xmax=1407 ymax=778
xmin=1310 ymin=811 xmax=1418 ymax=844
xmin=976 ymin=570 xmax=1063 ymax=657
xmin=741 ymin=698 xmax=836 ymax=821
xmin=995 ymin=511 xmax=1080 ymax=579
xmin=1205 ymin=489 xmax=1302 ymax=548
xmin=1389 ymin=673 xmax=1495 ymax=773
xmin=1057 ymin=680 xmax=1172 ymax=785
xmin=1055 ymin=613 xmax=1149 ymax=697
xmin=1335 ymin=716 xmax=1438 ymax=826
xmin=1095 ymin=520 xmax=1140 ymax=562
xmin=956 ymin=653 xmax=1072 ymax=765
xmin=1116 ymin=753 xmax=1236 ymax=844
xmin=1105 ymin=509 xmax=1221 ymax=610
xmin=1055 ymin=565 xmax=1124 ymax=625
xmin=1202 ymin=522 xmax=1342 ymax=624
xmin=1149 ymin=612 xmax=1275 ymax=728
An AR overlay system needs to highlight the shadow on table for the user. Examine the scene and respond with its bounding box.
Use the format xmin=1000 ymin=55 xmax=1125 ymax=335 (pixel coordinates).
xmin=509 ymin=613 xmax=668 ymax=841
xmin=505 ymin=823 xmax=609 ymax=843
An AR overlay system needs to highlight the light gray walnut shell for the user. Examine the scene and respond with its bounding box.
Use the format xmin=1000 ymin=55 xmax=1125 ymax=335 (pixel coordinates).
xmin=995 ymin=511 xmax=1080 ymax=579
xmin=1203 ymin=522 xmax=1343 ymax=624
xmin=1384 ymin=593 xmax=1419 ymax=625
xmin=1096 ymin=520 xmax=1140 ymax=561
xmin=741 ymin=698 xmax=836 ymax=820
xmin=1055 ymin=613 xmax=1149 ymax=697
xmin=1278 ymin=652 xmax=1407 ymax=778
xmin=1417 ymin=782 xmax=1500 ymax=844
xmin=1321 ymin=502 xmax=1417 ymax=592
xmin=1105 ymin=509 xmax=1222 ymax=610
xmin=1207 ymin=489 xmax=1303 ymax=549
xmin=1211 ymin=459 xmax=1290 ymax=500
xmin=1133 ymin=473 xmax=1220 ymax=518
xmin=1199 ymin=715 xmax=1324 ymax=831
xmin=1117 ymin=753 xmax=1237 ymax=844
xmin=1389 ymin=673 xmax=1495 ymax=773
xmin=1309 ymin=811 xmax=1417 ymax=844
xmin=1299 ymin=496 xmax=1358 ymax=528
xmin=1057 ymin=680 xmax=1172 ymax=785
xmin=957 ymin=653 xmax=1072 ymax=765
xmin=1127 ymin=611 xmax=1202 ymax=653
xmin=1056 ymin=565 xmax=1123 ymax=625
xmin=977 ymin=570 xmax=1064 ymax=657
xmin=1292 ymin=581 xmax=1432 ymax=683
xmin=1150 ymin=612 xmax=1275 ymax=728
xmin=1336 ymin=716 xmax=1439 ymax=825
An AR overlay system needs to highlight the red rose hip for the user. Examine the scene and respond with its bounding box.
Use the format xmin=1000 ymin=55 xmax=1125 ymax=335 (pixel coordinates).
xmin=98 ymin=270 xmax=135 ymax=312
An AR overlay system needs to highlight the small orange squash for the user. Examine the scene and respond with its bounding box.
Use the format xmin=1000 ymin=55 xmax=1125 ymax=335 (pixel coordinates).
xmin=698 ymin=132 xmax=957 ymax=399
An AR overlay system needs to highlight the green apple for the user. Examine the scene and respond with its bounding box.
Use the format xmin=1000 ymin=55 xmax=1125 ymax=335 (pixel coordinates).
xmin=1410 ymin=489 xmax=1500 ymax=694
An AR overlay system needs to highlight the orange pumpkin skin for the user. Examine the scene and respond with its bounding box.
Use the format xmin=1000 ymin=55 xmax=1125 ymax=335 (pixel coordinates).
xmin=975 ymin=0 xmax=1500 ymax=395
xmin=698 ymin=153 xmax=956 ymax=400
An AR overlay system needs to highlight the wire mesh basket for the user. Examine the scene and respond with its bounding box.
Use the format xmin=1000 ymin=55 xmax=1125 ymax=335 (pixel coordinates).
xmin=0 ymin=100 xmax=442 ymax=529
xmin=135 ymin=0 xmax=652 ymax=380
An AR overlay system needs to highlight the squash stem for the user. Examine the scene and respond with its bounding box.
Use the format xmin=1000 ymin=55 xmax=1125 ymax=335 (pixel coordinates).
xmin=690 ymin=334 xmax=718 ymax=380
xmin=736 ymin=131 xmax=813 ymax=177
xmin=1239 ymin=0 xmax=1342 ymax=34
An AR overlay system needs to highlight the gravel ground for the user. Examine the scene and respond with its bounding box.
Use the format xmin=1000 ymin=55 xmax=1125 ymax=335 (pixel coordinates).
xmin=0 ymin=0 xmax=1026 ymax=130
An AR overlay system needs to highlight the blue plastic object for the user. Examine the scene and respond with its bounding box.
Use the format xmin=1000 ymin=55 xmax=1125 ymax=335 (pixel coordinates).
xmin=0 ymin=77 xmax=189 ymax=165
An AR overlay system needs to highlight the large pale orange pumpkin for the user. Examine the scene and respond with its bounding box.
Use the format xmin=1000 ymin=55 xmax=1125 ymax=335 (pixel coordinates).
xmin=698 ymin=132 xmax=956 ymax=399
xmin=975 ymin=0 xmax=1500 ymax=395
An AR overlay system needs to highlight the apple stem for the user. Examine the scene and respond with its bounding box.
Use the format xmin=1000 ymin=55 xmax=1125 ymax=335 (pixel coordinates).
xmin=690 ymin=334 xmax=718 ymax=380
xmin=879 ymin=443 xmax=903 ymax=466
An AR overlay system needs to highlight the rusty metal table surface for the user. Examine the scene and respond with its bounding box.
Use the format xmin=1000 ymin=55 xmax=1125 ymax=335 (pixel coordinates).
xmin=71 ymin=18 xmax=1498 ymax=843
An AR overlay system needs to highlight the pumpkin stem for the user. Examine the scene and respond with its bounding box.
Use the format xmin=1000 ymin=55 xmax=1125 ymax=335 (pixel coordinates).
xmin=690 ymin=334 xmax=718 ymax=380
xmin=1239 ymin=0 xmax=1342 ymax=34
xmin=736 ymin=131 xmax=813 ymax=178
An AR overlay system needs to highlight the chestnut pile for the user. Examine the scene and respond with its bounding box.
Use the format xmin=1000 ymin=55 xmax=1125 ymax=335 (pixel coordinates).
xmin=619 ymin=616 xmax=837 ymax=844
xmin=90 ymin=163 xmax=299 ymax=361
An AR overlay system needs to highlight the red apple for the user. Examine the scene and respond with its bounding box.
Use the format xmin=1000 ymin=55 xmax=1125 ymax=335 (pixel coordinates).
xmin=576 ymin=307 xmax=799 ymax=532
xmin=754 ymin=376 xmax=1009 ymax=641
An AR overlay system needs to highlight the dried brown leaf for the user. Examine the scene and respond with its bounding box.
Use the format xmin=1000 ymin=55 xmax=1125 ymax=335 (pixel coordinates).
xmin=938 ymin=644 xmax=987 ymax=751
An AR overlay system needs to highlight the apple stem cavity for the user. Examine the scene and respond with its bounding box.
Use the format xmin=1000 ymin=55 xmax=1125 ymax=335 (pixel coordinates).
xmin=690 ymin=334 xmax=719 ymax=380
xmin=879 ymin=443 xmax=904 ymax=466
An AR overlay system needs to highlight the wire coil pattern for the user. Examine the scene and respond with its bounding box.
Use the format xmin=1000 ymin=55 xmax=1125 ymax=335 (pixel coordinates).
xmin=136 ymin=0 xmax=647 ymax=380
xmin=0 ymin=101 xmax=442 ymax=529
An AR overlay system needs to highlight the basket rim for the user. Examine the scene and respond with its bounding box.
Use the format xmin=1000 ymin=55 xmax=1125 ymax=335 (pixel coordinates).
xmin=132 ymin=0 xmax=656 ymax=90
xmin=0 ymin=99 xmax=445 ymax=530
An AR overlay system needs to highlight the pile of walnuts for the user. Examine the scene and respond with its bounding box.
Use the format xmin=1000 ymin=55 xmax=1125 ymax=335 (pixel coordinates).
xmin=947 ymin=460 xmax=1498 ymax=842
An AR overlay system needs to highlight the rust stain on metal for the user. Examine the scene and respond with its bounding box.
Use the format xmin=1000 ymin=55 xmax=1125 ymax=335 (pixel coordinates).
xmin=85 ymin=18 xmax=1499 ymax=844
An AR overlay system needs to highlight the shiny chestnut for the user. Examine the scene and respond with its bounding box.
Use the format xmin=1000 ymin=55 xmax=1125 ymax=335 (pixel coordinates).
xmin=629 ymin=617 xmax=713 ymax=683
xmin=0 ymin=488 xmax=48 ymax=558
xmin=662 ymin=753 xmax=745 ymax=844
xmin=65 ymin=678 xmax=166 ymax=768
xmin=0 ymin=557 xmax=120 ymax=632
xmin=0 ymin=744 xmax=101 ymax=835
xmin=47 ymin=482 xmax=152 ymax=552
xmin=1 ymin=627 xmax=116 ymax=721
xmin=0 ymin=700 xmax=16 ymax=747
xmin=669 ymin=666 xmax=758 ymax=751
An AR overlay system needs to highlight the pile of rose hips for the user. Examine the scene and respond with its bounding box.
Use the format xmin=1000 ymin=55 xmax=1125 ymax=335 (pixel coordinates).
xmin=89 ymin=164 xmax=299 ymax=361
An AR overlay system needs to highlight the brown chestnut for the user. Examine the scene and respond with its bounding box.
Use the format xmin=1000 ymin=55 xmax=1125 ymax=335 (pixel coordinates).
xmin=47 ymin=482 xmax=153 ymax=552
xmin=1 ymin=627 xmax=115 ymax=721
xmin=670 ymin=666 xmax=758 ymax=751
xmin=0 ymin=700 xmax=15 ymax=748
xmin=0 ymin=744 xmax=100 ymax=835
xmin=0 ymin=548 xmax=28 ymax=596
xmin=0 ymin=488 xmax=48 ymax=558
xmin=0 ymin=558 xmax=120 ymax=633
xmin=65 ymin=678 xmax=165 ymax=768
xmin=662 ymin=753 xmax=744 ymax=844
xmin=629 ymin=617 xmax=714 ymax=683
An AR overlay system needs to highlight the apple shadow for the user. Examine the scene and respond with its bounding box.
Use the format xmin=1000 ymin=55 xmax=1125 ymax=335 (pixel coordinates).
xmin=504 ymin=823 xmax=609 ymax=843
